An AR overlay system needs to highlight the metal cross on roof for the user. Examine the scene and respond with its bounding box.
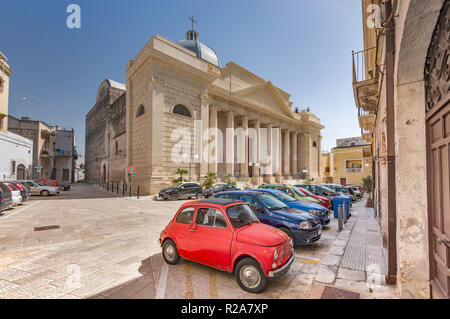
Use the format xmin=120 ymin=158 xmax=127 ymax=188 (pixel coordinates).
xmin=188 ymin=16 xmax=197 ymax=30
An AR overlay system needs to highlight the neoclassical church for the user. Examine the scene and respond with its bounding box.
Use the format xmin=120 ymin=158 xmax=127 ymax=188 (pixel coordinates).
xmin=86 ymin=27 xmax=324 ymax=195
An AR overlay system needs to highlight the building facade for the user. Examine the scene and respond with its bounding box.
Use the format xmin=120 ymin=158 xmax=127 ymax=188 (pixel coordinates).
xmin=54 ymin=128 xmax=77 ymax=184
xmin=0 ymin=52 xmax=12 ymax=133
xmin=0 ymin=52 xmax=34 ymax=181
xmin=321 ymin=137 xmax=372 ymax=185
xmin=86 ymin=29 xmax=325 ymax=194
xmin=85 ymin=79 xmax=126 ymax=184
xmin=8 ymin=116 xmax=78 ymax=183
xmin=353 ymin=0 xmax=449 ymax=298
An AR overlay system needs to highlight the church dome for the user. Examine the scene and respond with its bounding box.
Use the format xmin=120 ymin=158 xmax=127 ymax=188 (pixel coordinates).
xmin=178 ymin=30 xmax=221 ymax=68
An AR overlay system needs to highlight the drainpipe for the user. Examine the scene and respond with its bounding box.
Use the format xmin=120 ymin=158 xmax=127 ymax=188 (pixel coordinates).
xmin=384 ymin=0 xmax=397 ymax=286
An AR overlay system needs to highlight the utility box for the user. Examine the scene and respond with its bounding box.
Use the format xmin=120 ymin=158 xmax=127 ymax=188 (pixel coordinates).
xmin=333 ymin=196 xmax=351 ymax=218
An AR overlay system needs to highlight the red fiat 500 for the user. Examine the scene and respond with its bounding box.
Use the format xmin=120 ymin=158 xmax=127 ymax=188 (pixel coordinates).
xmin=159 ymin=198 xmax=295 ymax=293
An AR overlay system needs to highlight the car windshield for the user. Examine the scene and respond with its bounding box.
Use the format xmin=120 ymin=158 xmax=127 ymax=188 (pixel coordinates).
xmin=226 ymin=204 xmax=259 ymax=228
xmin=257 ymin=194 xmax=288 ymax=210
xmin=34 ymin=181 xmax=44 ymax=186
xmin=321 ymin=186 xmax=337 ymax=194
xmin=297 ymin=187 xmax=316 ymax=197
xmin=212 ymin=184 xmax=224 ymax=189
xmin=336 ymin=187 xmax=348 ymax=193
xmin=291 ymin=187 xmax=307 ymax=198
xmin=272 ymin=191 xmax=296 ymax=202
xmin=172 ymin=183 xmax=183 ymax=188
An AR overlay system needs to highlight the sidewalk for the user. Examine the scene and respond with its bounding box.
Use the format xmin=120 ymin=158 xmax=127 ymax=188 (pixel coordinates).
xmin=312 ymin=196 xmax=398 ymax=299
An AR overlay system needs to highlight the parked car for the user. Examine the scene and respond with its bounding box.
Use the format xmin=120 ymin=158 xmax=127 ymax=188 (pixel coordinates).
xmin=60 ymin=183 xmax=71 ymax=191
xmin=258 ymin=184 xmax=321 ymax=205
xmin=159 ymin=198 xmax=295 ymax=293
xmin=321 ymin=184 xmax=356 ymax=202
xmin=293 ymin=186 xmax=332 ymax=209
xmin=18 ymin=180 xmax=60 ymax=196
xmin=159 ymin=182 xmax=202 ymax=200
xmin=214 ymin=191 xmax=322 ymax=246
xmin=38 ymin=180 xmax=64 ymax=191
xmin=348 ymin=186 xmax=362 ymax=200
xmin=0 ymin=182 xmax=13 ymax=213
xmin=202 ymin=183 xmax=240 ymax=198
xmin=10 ymin=182 xmax=31 ymax=202
xmin=348 ymin=185 xmax=363 ymax=199
xmin=248 ymin=188 xmax=330 ymax=226
xmin=3 ymin=183 xmax=23 ymax=206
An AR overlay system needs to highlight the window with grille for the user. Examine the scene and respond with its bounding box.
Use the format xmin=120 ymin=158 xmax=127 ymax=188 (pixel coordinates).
xmin=173 ymin=104 xmax=191 ymax=117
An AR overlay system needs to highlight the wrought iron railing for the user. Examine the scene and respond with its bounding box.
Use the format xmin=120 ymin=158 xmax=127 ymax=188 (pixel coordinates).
xmin=352 ymin=47 xmax=377 ymax=83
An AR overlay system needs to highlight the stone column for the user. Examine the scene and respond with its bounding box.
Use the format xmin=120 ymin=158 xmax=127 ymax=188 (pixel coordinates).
xmin=275 ymin=126 xmax=283 ymax=183
xmin=225 ymin=110 xmax=235 ymax=177
xmin=200 ymin=92 xmax=210 ymax=178
xmin=263 ymin=123 xmax=274 ymax=183
xmin=208 ymin=105 xmax=218 ymax=174
xmin=283 ymin=129 xmax=291 ymax=179
xmin=252 ymin=120 xmax=261 ymax=184
xmin=239 ymin=115 xmax=249 ymax=179
xmin=291 ymin=131 xmax=298 ymax=179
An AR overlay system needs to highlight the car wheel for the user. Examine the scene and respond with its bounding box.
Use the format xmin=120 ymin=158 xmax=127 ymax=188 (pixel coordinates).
xmin=170 ymin=193 xmax=179 ymax=201
xmin=196 ymin=192 xmax=203 ymax=199
xmin=235 ymin=258 xmax=268 ymax=293
xmin=40 ymin=190 xmax=50 ymax=196
xmin=279 ymin=227 xmax=296 ymax=245
xmin=162 ymin=239 xmax=180 ymax=265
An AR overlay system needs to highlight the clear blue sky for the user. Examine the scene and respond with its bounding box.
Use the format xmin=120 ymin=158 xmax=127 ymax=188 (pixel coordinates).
xmin=1 ymin=0 xmax=364 ymax=155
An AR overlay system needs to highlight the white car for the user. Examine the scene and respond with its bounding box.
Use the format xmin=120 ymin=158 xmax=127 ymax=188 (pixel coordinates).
xmin=4 ymin=183 xmax=23 ymax=206
xmin=18 ymin=180 xmax=60 ymax=196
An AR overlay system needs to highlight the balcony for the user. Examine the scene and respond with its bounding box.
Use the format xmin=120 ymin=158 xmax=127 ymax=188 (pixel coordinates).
xmin=358 ymin=108 xmax=376 ymax=131
xmin=352 ymin=47 xmax=379 ymax=113
xmin=345 ymin=168 xmax=362 ymax=173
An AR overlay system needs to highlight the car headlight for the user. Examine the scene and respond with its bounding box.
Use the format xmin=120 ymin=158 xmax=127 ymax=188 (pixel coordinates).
xmin=309 ymin=210 xmax=324 ymax=215
xmin=273 ymin=250 xmax=279 ymax=262
xmin=299 ymin=221 xmax=311 ymax=230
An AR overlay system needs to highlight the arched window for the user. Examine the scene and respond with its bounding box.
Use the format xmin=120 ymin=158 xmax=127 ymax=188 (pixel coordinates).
xmin=115 ymin=141 xmax=118 ymax=156
xmin=312 ymin=141 xmax=317 ymax=147
xmin=173 ymin=104 xmax=191 ymax=118
xmin=136 ymin=105 xmax=145 ymax=118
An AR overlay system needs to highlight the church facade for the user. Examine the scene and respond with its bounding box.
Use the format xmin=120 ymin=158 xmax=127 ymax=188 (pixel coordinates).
xmin=86 ymin=29 xmax=324 ymax=195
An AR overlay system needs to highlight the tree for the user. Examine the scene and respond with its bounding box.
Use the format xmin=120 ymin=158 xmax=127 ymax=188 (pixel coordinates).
xmin=362 ymin=175 xmax=373 ymax=194
xmin=224 ymin=174 xmax=236 ymax=186
xmin=202 ymin=173 xmax=217 ymax=189
xmin=173 ymin=168 xmax=189 ymax=183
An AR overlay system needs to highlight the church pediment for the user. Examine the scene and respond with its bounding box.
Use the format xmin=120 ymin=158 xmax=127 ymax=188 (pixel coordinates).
xmin=235 ymin=82 xmax=294 ymax=118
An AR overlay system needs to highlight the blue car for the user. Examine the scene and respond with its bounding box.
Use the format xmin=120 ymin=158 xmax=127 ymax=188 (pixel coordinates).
xmin=213 ymin=191 xmax=322 ymax=246
xmin=248 ymin=188 xmax=331 ymax=226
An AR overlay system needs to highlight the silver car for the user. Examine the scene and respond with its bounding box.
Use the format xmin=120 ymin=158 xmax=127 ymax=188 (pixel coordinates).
xmin=18 ymin=180 xmax=60 ymax=196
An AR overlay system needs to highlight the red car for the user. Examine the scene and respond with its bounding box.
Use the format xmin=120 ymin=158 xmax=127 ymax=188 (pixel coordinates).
xmin=295 ymin=187 xmax=331 ymax=209
xmin=38 ymin=180 xmax=62 ymax=191
xmin=159 ymin=198 xmax=295 ymax=293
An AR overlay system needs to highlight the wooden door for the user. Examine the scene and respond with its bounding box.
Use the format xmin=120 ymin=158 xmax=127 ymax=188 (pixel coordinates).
xmin=425 ymin=0 xmax=449 ymax=299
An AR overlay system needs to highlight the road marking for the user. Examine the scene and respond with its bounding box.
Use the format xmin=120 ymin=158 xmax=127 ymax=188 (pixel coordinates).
xmin=1 ymin=201 xmax=41 ymax=220
xmin=184 ymin=263 xmax=194 ymax=299
xmin=295 ymin=256 xmax=319 ymax=264
xmin=155 ymin=262 xmax=168 ymax=299
xmin=209 ymin=271 xmax=218 ymax=299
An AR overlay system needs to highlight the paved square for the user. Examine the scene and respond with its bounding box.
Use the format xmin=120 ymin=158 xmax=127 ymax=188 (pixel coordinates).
xmin=0 ymin=184 xmax=396 ymax=299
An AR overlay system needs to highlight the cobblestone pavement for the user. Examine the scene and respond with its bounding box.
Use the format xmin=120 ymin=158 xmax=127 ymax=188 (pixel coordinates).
xmin=0 ymin=184 xmax=395 ymax=299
